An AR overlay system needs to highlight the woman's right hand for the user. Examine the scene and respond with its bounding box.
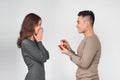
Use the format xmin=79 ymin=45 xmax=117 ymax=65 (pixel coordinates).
xmin=34 ymin=27 xmax=43 ymax=42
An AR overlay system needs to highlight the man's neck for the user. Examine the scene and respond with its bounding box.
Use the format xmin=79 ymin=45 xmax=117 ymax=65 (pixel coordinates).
xmin=84 ymin=28 xmax=94 ymax=38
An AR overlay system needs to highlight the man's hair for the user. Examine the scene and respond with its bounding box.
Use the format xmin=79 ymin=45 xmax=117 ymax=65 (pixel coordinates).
xmin=78 ymin=10 xmax=95 ymax=26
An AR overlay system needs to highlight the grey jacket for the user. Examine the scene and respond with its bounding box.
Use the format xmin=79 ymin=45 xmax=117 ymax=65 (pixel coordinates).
xmin=21 ymin=39 xmax=49 ymax=80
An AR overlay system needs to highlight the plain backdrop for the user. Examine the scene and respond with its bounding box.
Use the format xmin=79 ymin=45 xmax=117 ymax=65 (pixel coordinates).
xmin=0 ymin=0 xmax=120 ymax=80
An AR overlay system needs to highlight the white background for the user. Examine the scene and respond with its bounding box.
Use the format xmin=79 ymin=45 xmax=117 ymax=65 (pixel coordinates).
xmin=0 ymin=0 xmax=120 ymax=80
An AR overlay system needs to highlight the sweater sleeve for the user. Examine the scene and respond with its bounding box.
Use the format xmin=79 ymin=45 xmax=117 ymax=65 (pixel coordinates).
xmin=67 ymin=38 xmax=97 ymax=69
xmin=21 ymin=41 xmax=49 ymax=63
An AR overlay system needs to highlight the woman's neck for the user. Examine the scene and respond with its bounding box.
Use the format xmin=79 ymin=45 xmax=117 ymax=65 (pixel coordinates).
xmin=28 ymin=36 xmax=34 ymax=41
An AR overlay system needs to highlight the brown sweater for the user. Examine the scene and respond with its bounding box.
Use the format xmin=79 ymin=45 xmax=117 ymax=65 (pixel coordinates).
xmin=67 ymin=34 xmax=101 ymax=80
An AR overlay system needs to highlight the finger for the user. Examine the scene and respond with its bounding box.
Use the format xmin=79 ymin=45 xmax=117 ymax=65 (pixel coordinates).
xmin=61 ymin=45 xmax=67 ymax=50
xmin=33 ymin=34 xmax=37 ymax=37
xmin=61 ymin=39 xmax=69 ymax=44
xmin=63 ymin=43 xmax=69 ymax=48
xmin=33 ymin=34 xmax=37 ymax=40
xmin=37 ymin=28 xmax=43 ymax=35
xmin=60 ymin=40 xmax=66 ymax=45
xmin=60 ymin=39 xmax=66 ymax=42
xmin=58 ymin=45 xmax=63 ymax=50
xmin=63 ymin=42 xmax=68 ymax=45
xmin=60 ymin=46 xmax=69 ymax=54
xmin=40 ymin=27 xmax=43 ymax=32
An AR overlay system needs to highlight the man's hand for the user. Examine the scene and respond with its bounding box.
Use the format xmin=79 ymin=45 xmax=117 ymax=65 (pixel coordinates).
xmin=58 ymin=39 xmax=72 ymax=55
xmin=60 ymin=39 xmax=72 ymax=51
xmin=58 ymin=45 xmax=70 ymax=55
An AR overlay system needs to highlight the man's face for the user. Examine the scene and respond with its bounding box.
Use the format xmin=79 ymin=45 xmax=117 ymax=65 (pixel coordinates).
xmin=76 ymin=16 xmax=88 ymax=33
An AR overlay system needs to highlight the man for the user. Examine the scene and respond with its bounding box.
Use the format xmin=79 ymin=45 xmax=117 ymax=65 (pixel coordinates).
xmin=59 ymin=10 xmax=101 ymax=80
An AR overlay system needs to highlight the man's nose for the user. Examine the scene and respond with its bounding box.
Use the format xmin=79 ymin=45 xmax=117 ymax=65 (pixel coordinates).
xmin=76 ymin=24 xmax=78 ymax=28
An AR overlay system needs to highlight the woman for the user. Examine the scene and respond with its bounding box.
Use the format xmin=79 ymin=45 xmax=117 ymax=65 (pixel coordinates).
xmin=17 ymin=13 xmax=49 ymax=80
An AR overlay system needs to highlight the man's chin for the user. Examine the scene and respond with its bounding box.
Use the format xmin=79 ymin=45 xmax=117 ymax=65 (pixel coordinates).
xmin=78 ymin=31 xmax=83 ymax=33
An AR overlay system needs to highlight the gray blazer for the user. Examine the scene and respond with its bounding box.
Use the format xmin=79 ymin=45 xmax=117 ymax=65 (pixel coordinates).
xmin=21 ymin=39 xmax=49 ymax=80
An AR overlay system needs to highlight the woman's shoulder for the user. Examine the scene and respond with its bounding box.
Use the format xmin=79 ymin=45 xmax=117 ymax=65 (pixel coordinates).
xmin=21 ymin=39 xmax=33 ymax=45
xmin=22 ymin=39 xmax=28 ymax=44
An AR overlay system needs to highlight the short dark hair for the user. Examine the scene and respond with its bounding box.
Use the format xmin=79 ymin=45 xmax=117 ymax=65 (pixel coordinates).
xmin=78 ymin=10 xmax=95 ymax=26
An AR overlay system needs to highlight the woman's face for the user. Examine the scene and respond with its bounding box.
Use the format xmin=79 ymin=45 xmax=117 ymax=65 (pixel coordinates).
xmin=34 ymin=20 xmax=42 ymax=35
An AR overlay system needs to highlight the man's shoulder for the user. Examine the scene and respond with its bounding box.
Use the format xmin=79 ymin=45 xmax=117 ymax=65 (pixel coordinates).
xmin=85 ymin=34 xmax=100 ymax=44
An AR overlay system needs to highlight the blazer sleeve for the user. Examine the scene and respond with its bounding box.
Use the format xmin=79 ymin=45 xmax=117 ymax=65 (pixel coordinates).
xmin=37 ymin=42 xmax=49 ymax=60
xmin=21 ymin=41 xmax=49 ymax=63
xmin=68 ymin=38 xmax=97 ymax=69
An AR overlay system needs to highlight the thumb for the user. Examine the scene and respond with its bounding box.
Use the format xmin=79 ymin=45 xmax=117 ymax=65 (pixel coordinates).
xmin=33 ymin=34 xmax=37 ymax=39
xmin=61 ymin=45 xmax=67 ymax=50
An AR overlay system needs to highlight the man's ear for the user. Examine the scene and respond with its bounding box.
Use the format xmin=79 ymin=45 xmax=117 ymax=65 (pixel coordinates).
xmin=85 ymin=21 xmax=89 ymax=27
xmin=88 ymin=20 xmax=92 ymax=27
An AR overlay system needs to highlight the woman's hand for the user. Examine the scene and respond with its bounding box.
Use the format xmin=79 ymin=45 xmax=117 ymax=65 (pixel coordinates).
xmin=33 ymin=27 xmax=43 ymax=42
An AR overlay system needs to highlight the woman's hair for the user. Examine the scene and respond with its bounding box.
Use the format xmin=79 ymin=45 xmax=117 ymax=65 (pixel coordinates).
xmin=17 ymin=13 xmax=41 ymax=48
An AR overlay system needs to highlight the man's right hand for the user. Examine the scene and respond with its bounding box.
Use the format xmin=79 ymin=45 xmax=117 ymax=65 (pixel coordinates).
xmin=60 ymin=39 xmax=72 ymax=51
